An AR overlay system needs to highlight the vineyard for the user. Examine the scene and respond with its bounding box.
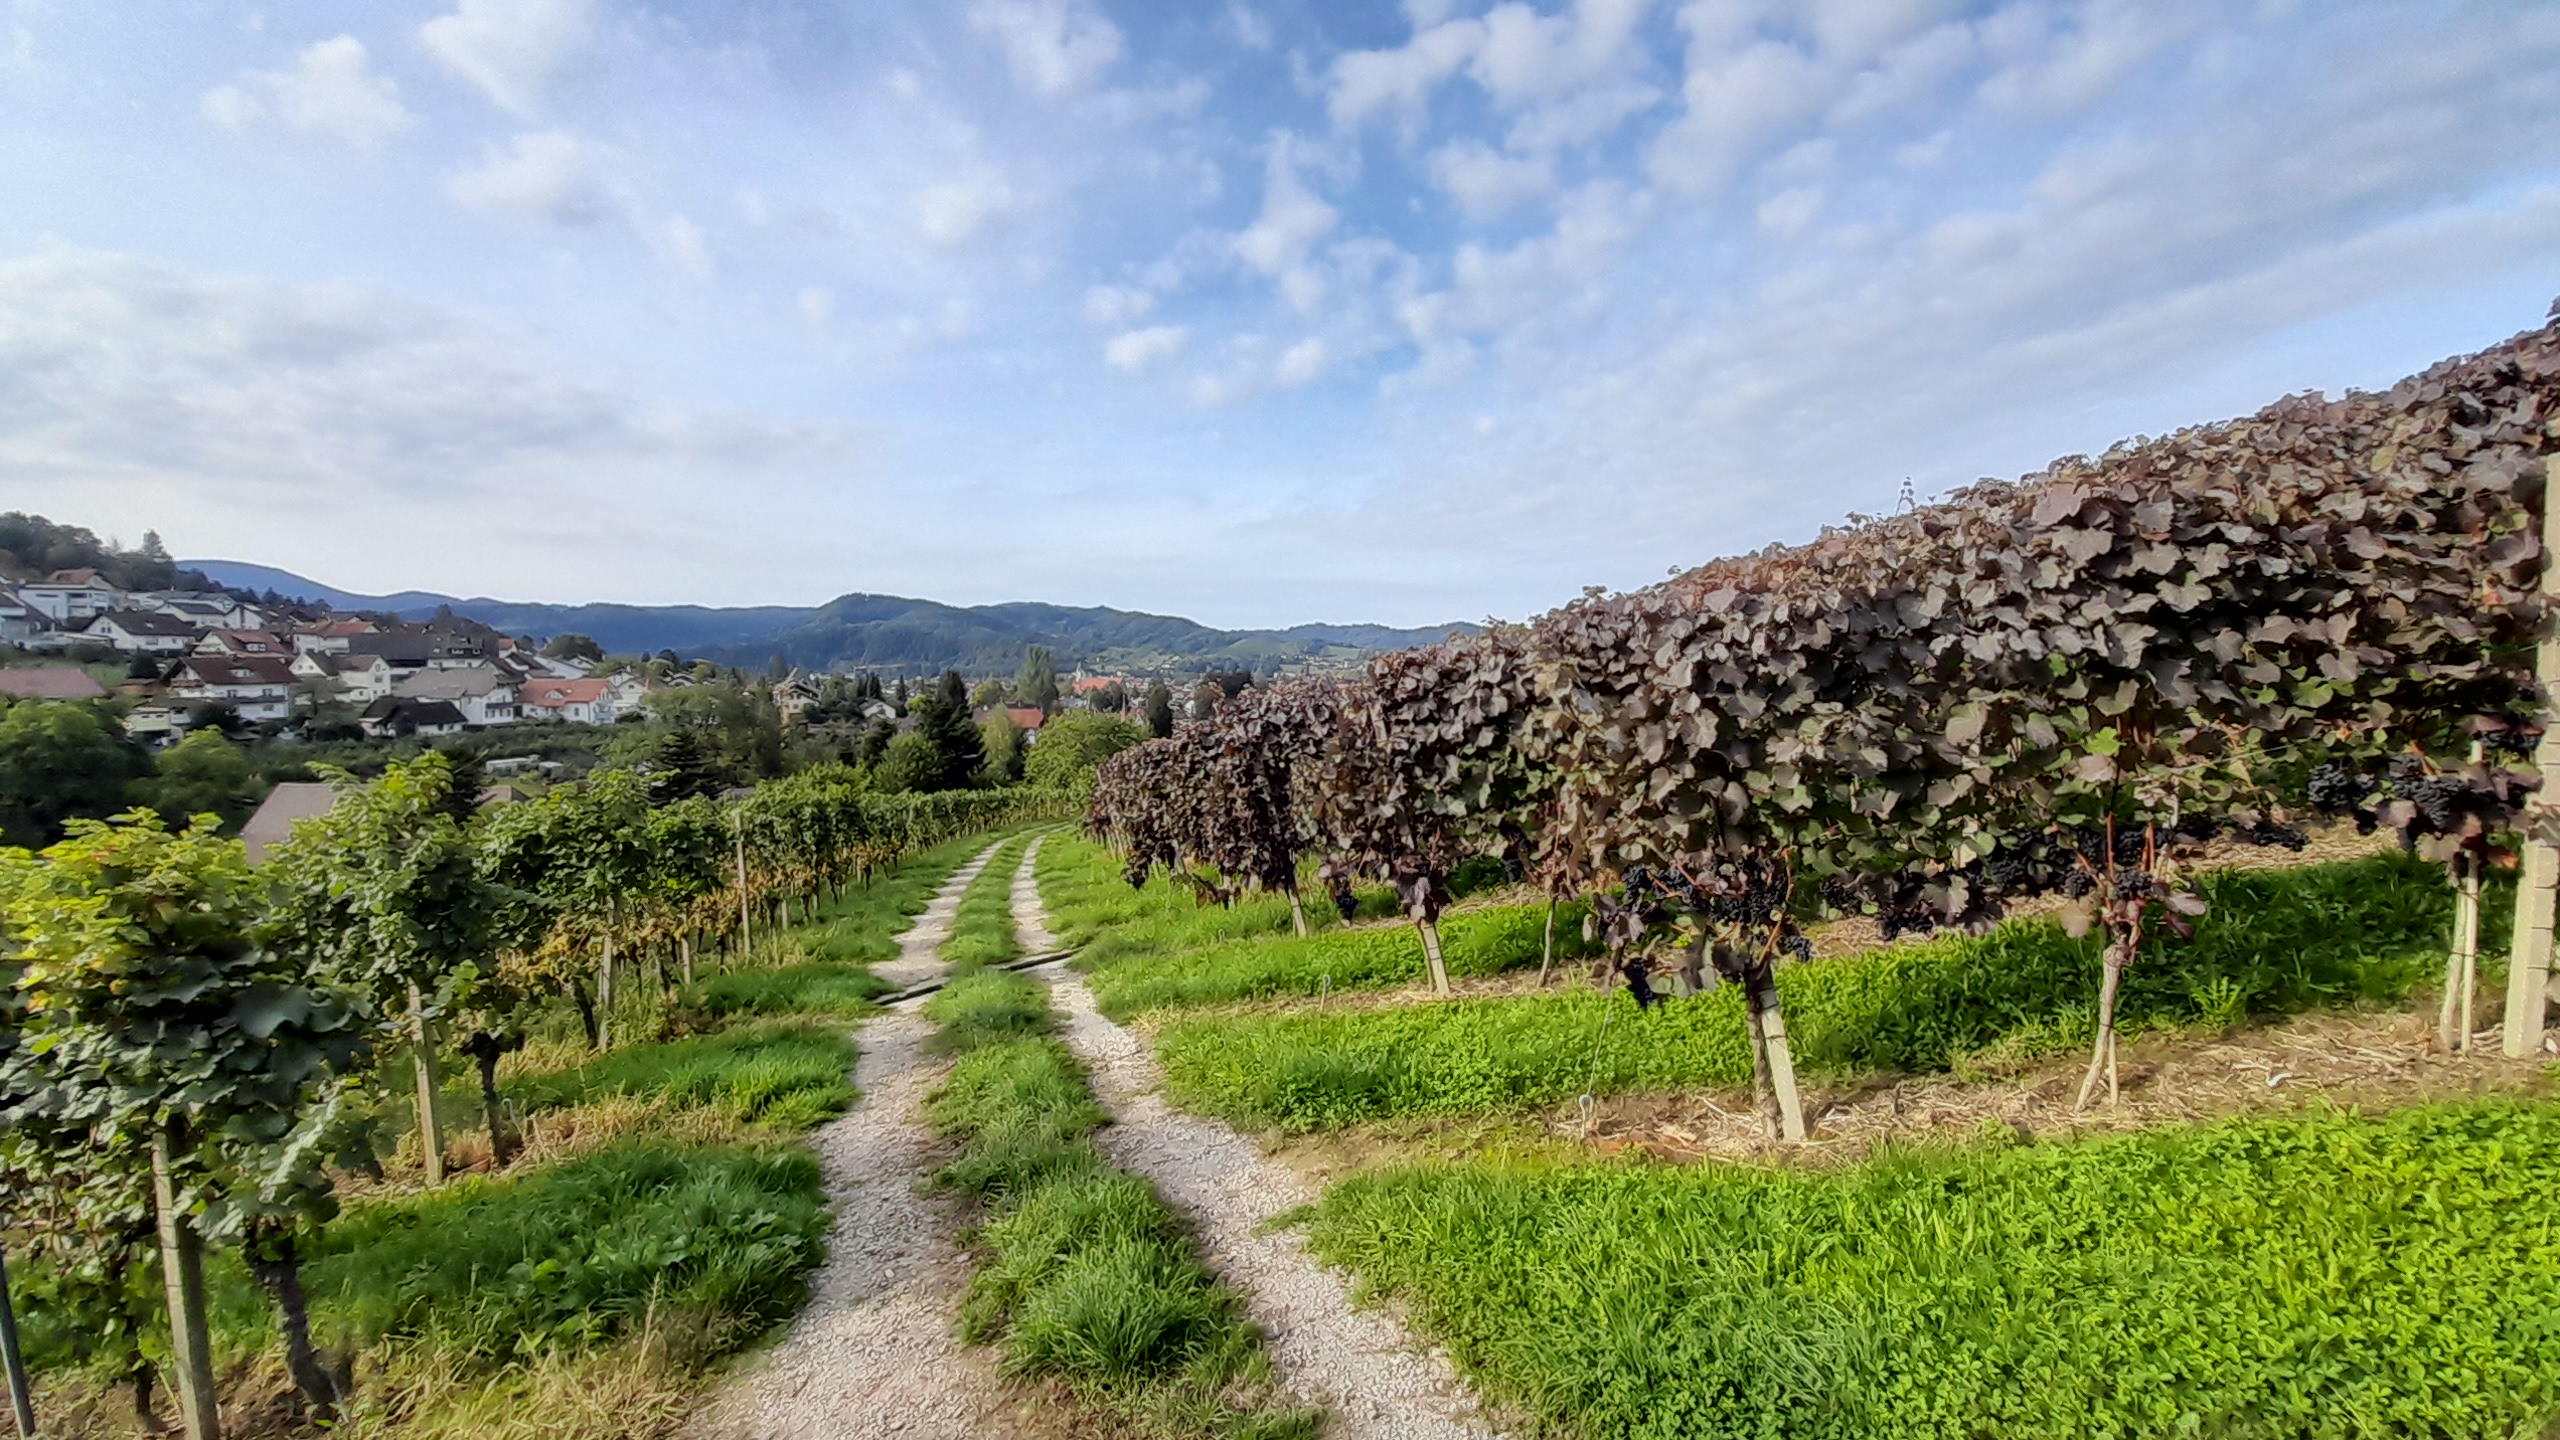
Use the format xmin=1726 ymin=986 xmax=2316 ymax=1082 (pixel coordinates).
xmin=0 ymin=759 xmax=1064 ymax=1436
xmin=4 ymin=313 xmax=2559 ymax=1440
xmin=1068 ymin=315 xmax=2560 ymax=1436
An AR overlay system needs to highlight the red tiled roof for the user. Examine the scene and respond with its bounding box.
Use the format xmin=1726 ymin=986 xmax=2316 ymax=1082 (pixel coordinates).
xmin=0 ymin=667 xmax=109 ymax=700
xmin=522 ymin=678 xmax=609 ymax=706
xmin=1006 ymin=706 xmax=1047 ymax=730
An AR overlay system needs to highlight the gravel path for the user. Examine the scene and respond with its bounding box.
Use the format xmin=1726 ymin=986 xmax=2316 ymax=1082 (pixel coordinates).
xmin=691 ymin=839 xmax=1031 ymax=1440
xmin=1011 ymin=842 xmax=1503 ymax=1440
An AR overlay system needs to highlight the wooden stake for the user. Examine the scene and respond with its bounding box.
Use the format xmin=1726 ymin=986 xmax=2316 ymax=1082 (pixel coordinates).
xmin=409 ymin=983 xmax=445 ymax=1186
xmin=1417 ymin=918 xmax=1451 ymax=996
xmin=2511 ymin=456 xmax=2560 ymax=1059
xmin=1537 ymin=896 xmax=1559 ymax=986
xmin=681 ymin=934 xmax=694 ymax=988
xmin=152 ymin=1126 xmax=220 ymax=1440
xmin=735 ymin=813 xmax=753 ymax=961
xmin=1757 ymin=984 xmax=1808 ymax=1142
xmin=1287 ymin=889 xmax=1309 ymax=938
xmin=597 ymin=932 xmax=615 ymax=1051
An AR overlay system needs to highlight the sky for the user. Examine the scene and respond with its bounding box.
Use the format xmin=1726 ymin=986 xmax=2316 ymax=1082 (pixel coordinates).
xmin=2 ymin=1 xmax=2558 ymax=629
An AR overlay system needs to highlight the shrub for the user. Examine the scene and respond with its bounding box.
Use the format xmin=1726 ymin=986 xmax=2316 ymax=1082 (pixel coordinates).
xmin=1305 ymin=1101 xmax=2560 ymax=1440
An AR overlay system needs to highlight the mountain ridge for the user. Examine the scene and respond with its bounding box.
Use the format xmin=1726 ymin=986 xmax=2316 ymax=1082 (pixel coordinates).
xmin=183 ymin=560 xmax=1474 ymax=675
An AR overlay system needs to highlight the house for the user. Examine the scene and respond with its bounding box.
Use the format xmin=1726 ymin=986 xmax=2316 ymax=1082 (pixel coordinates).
xmin=772 ymin=670 xmax=823 ymax=719
xmin=122 ymin=704 xmax=190 ymax=747
xmin=15 ymin=569 xmax=124 ymax=623
xmin=607 ymin=672 xmax=654 ymax=714
xmin=79 ymin=609 xmax=202 ymax=655
xmin=0 ymin=589 xmax=48 ymax=644
xmin=393 ymin=663 xmax=519 ymax=727
xmin=241 ymin=782 xmax=339 ymax=863
xmin=292 ymin=618 xmax=378 ymax=655
xmin=194 ymin=629 xmax=292 ymax=659
xmin=519 ymin=677 xmax=617 ymax=725
xmin=290 ymin=650 xmax=396 ymax=705
xmin=1005 ymin=706 xmax=1047 ymax=735
xmin=0 ymin=667 xmax=109 ymax=701
xmin=168 ymin=654 xmax=298 ymax=722
xmin=131 ymin=591 xmax=263 ymax=631
xmin=348 ymin=624 xmax=494 ymax=675
xmin=360 ymin=696 xmax=468 ymax=738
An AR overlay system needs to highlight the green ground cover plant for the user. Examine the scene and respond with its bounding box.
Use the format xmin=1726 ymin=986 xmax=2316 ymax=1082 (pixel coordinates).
xmin=507 ymin=1022 xmax=859 ymax=1130
xmin=940 ymin=832 xmax=1039 ymax=971
xmin=1156 ymin=852 xmax=2489 ymax=1131
xmin=676 ymin=961 xmax=891 ymax=1022
xmin=1037 ymin=837 xmax=1395 ymax=968
xmin=921 ymin=969 xmax=1314 ymax=1439
xmin=1088 ymin=896 xmax=1599 ymax=1018
xmin=1304 ymin=1100 xmax=2560 ymax=1440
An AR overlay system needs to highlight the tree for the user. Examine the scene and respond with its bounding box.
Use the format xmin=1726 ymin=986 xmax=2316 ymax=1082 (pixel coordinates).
xmin=1144 ymin=678 xmax=1176 ymax=738
xmin=872 ymin=731 xmax=942 ymax=794
xmin=981 ymin=710 xmax=1026 ymax=785
xmin=0 ymin=700 xmax=151 ymax=847
xmin=906 ymin=670 xmax=986 ymax=792
xmin=1 ymin=812 xmax=367 ymax=1436
xmin=972 ymin=678 xmax=1012 ymax=709
xmin=1091 ymin=680 xmax=1129 ymax=712
xmin=541 ymin=633 xmax=604 ymax=663
xmin=1024 ymin=711 xmax=1144 ymax=793
xmin=134 ymin=730 xmax=263 ymax=833
xmin=126 ymin=650 xmax=163 ymax=681
xmin=1017 ymin=646 xmax=1061 ymax=713
xmin=651 ymin=727 xmax=728 ymax=803
xmin=852 ymin=716 xmax=896 ymax=770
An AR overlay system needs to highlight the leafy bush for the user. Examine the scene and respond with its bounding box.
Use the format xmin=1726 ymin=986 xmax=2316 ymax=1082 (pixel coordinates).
xmin=509 ymin=1023 xmax=857 ymax=1131
xmin=1305 ymin=1101 xmax=2560 ymax=1440
xmin=1157 ymin=852 xmax=2480 ymax=1131
xmin=309 ymin=1142 xmax=828 ymax=1363
xmin=1089 ymin=897 xmax=1597 ymax=1018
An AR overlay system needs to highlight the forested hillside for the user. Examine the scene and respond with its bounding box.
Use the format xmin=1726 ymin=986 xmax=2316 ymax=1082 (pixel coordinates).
xmin=184 ymin=560 xmax=1469 ymax=673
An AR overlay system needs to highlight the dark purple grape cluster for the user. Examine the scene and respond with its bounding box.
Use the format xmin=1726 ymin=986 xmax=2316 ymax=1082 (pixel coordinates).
xmin=2307 ymin=762 xmax=2376 ymax=815
xmin=1329 ymin=877 xmax=1359 ymax=922
xmin=2229 ymin=821 xmax=2309 ymax=850
xmin=1782 ymin=934 xmax=1813 ymax=962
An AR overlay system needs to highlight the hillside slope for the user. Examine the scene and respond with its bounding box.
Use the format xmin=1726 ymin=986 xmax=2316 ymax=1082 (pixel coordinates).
xmin=185 ymin=560 xmax=1469 ymax=674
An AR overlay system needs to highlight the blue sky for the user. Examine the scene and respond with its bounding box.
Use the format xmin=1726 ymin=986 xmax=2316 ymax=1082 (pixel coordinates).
xmin=3 ymin=0 xmax=2557 ymax=627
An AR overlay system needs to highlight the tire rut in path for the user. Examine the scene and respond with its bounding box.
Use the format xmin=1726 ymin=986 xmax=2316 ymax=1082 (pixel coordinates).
xmin=691 ymin=838 xmax=1038 ymax=1440
xmin=1009 ymin=837 xmax=1504 ymax=1440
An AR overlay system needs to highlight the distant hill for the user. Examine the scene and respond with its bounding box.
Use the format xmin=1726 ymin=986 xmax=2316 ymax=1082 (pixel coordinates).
xmin=184 ymin=560 xmax=1472 ymax=675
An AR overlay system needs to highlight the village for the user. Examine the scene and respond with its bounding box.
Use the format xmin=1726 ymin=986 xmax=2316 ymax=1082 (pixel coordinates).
xmin=0 ymin=564 xmax=1157 ymax=750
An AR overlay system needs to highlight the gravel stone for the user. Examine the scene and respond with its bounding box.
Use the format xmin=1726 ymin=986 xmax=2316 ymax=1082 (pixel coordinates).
xmin=1010 ymin=838 xmax=1503 ymax=1440
xmin=691 ymin=840 xmax=1022 ymax=1440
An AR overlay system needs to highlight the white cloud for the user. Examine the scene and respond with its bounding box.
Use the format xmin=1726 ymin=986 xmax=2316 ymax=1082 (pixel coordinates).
xmin=916 ymin=173 xmax=1016 ymax=247
xmin=419 ymin=0 xmax=591 ymax=115
xmin=1234 ymin=138 xmax=1339 ymax=281
xmin=656 ymin=213 xmax=712 ymax=277
xmin=1429 ymin=139 xmax=1555 ymax=218
xmin=1228 ymin=0 xmax=1274 ymax=52
xmin=1647 ymin=32 xmax=1828 ymax=191
xmin=1470 ymin=0 xmax=1652 ymax=106
xmin=1104 ymin=324 xmax=1187 ymax=370
xmin=1083 ymin=284 xmax=1156 ymax=325
xmin=969 ymin=0 xmax=1123 ymax=97
xmin=1275 ymin=336 xmax=1327 ymax=385
xmin=1329 ymin=16 xmax=1486 ymax=127
xmin=1756 ymin=185 xmax=1823 ymax=235
xmin=798 ymin=286 xmax=835 ymax=324
xmin=200 ymin=36 xmax=413 ymax=149
xmin=447 ymin=131 xmax=617 ymax=227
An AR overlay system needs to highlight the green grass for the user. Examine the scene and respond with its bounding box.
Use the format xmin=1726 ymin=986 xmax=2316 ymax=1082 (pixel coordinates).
xmin=941 ymin=832 xmax=1039 ymax=972
xmin=1304 ymin=1100 xmax=2560 ymax=1440
xmin=1088 ymin=897 xmax=1599 ymax=1018
xmin=920 ymin=971 xmax=1314 ymax=1438
xmin=509 ymin=1021 xmax=859 ymax=1131
xmin=304 ymin=1141 xmax=829 ymax=1364
xmin=794 ymin=828 xmax=1019 ymax=965
xmin=1155 ymin=851 xmax=2490 ymax=1131
xmin=1037 ymin=836 xmax=1398 ymax=969
xmin=676 ymin=961 xmax=891 ymax=1022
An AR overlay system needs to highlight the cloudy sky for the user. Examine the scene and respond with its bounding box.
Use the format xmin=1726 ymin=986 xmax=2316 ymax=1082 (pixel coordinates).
xmin=3 ymin=1 xmax=2557 ymax=627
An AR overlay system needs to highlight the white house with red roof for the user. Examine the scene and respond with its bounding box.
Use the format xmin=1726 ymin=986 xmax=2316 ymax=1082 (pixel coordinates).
xmin=520 ymin=676 xmax=618 ymax=724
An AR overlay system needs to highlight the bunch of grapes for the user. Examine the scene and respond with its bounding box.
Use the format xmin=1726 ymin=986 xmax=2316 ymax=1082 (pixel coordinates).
xmin=2307 ymin=762 xmax=2377 ymax=816
xmin=2229 ymin=820 xmax=2309 ymax=850
xmin=1781 ymin=934 xmax=1814 ymax=962
xmin=1329 ymin=877 xmax=1359 ymax=922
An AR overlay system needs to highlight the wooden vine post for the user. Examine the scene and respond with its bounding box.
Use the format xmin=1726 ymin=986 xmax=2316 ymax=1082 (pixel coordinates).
xmin=408 ymin=981 xmax=446 ymax=1186
xmin=151 ymin=1123 xmax=220 ymax=1440
xmin=2507 ymin=453 xmax=2560 ymax=1060
xmin=734 ymin=809 xmax=753 ymax=960
xmin=2441 ymin=744 xmax=2486 ymax=1054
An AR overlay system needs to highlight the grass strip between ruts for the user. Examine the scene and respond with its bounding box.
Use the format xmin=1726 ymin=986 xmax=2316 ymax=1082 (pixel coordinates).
xmin=920 ymin=969 xmax=1317 ymax=1440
